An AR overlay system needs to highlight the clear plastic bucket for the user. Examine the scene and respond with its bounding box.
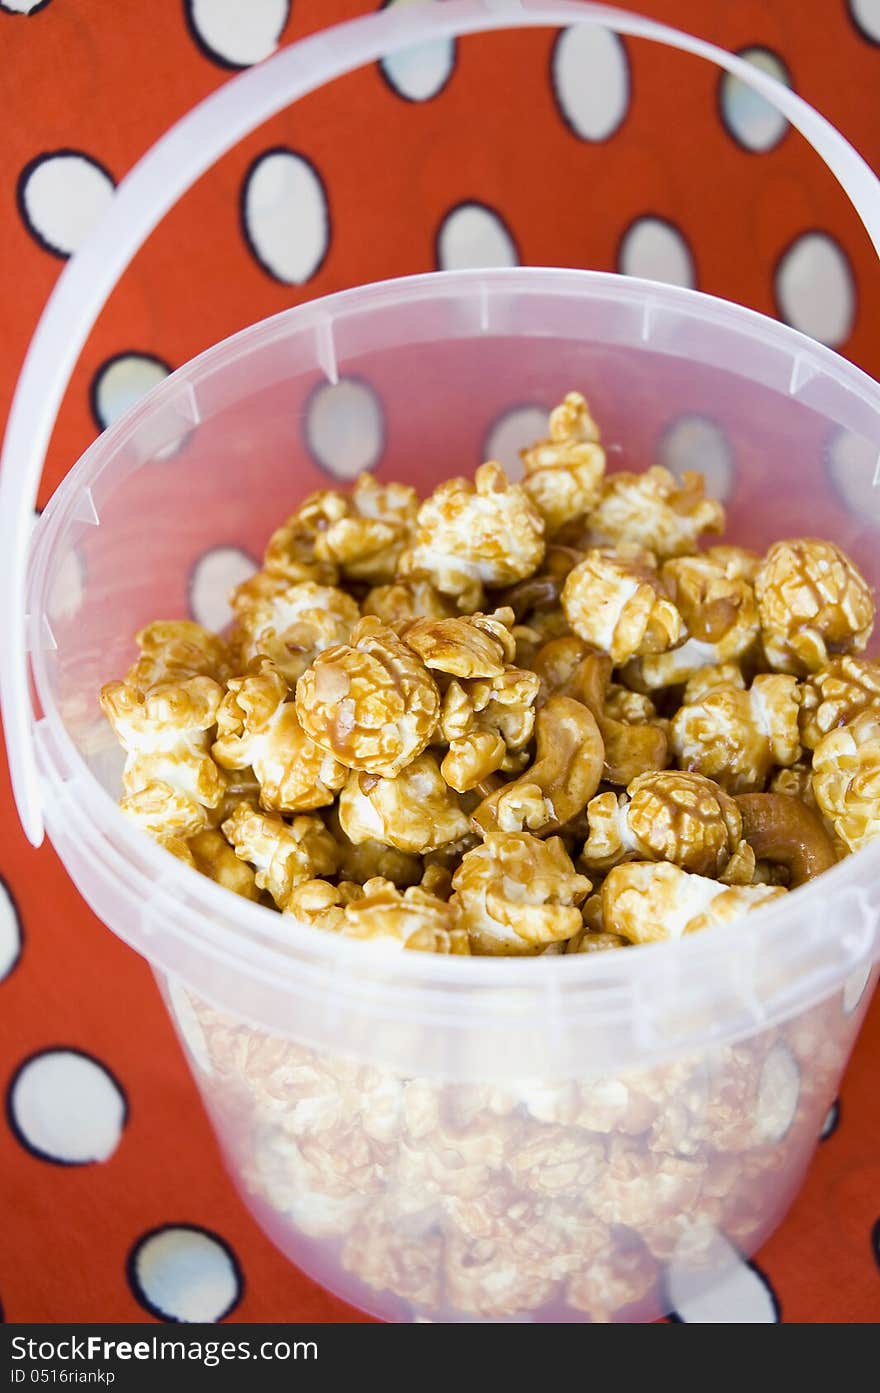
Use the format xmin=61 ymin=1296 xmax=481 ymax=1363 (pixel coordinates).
xmin=3 ymin=2 xmax=880 ymax=1323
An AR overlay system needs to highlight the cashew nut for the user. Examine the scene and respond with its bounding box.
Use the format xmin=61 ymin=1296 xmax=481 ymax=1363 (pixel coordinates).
xmin=734 ymin=792 xmax=836 ymax=887
xmin=471 ymin=695 xmax=604 ymax=836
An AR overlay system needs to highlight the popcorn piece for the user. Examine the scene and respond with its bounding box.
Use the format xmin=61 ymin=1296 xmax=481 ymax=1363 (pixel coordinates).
xmin=100 ymin=676 xmax=226 ymax=838
xmin=565 ymin=1244 xmax=658 ymax=1322
xmin=399 ymin=462 xmax=545 ymax=607
xmin=562 ymin=548 xmax=682 ymax=665
xmin=185 ymin=829 xmax=261 ymax=901
xmin=452 ymin=831 xmax=591 ymax=955
xmin=213 ymin=663 xmax=347 ymax=812
xmin=302 ymin=473 xmax=419 ymax=585
xmin=439 ymin=665 xmax=541 ymax=792
xmin=284 ymin=878 xmax=366 ymax=934
xmin=630 ymin=551 xmax=760 ymax=689
xmin=338 ymin=753 xmax=471 ymax=854
xmin=520 ymin=391 xmax=606 ymax=534
xmin=811 ymin=709 xmax=880 ymax=853
xmin=681 ymin=662 xmax=746 ymax=705
xmin=602 ymin=861 xmax=786 ymax=944
xmin=230 ymin=578 xmax=360 ymax=682
xmin=222 ymin=802 xmax=339 ymax=909
xmin=582 ymin=771 xmax=745 ymax=879
xmin=295 ymin=617 xmax=440 ymax=776
xmin=343 ymin=1209 xmax=444 ymax=1309
xmin=799 ymin=655 xmax=880 ymax=750
xmin=603 ymin=683 xmax=660 ymax=726
xmin=567 ymin=929 xmax=629 ymax=953
xmin=262 ymin=510 xmax=339 ymax=586
xmin=401 ymin=608 xmax=515 ymax=679
xmin=585 ymin=466 xmax=724 ymax=558
xmin=124 ymin=620 xmax=231 ymax=691
xmin=306 ymin=876 xmax=469 ymax=953
xmin=362 ymin=579 xmax=455 ymax=627
xmin=671 ymin=672 xmax=801 ymax=792
xmin=444 ymin=1233 xmax=557 ymax=1320
xmin=755 ymin=538 xmax=874 ymax=674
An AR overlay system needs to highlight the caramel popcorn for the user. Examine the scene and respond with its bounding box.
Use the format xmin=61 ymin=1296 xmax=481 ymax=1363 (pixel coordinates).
xmin=100 ymin=676 xmax=226 ymax=838
xmin=811 ymin=709 xmax=880 ymax=853
xmin=230 ymin=578 xmax=360 ymax=682
xmin=630 ymin=551 xmax=760 ymax=688
xmin=520 ymin=391 xmax=606 ymax=534
xmin=602 ymin=862 xmax=786 ymax=944
xmin=338 ymin=753 xmax=471 ymax=854
xmin=452 ymin=831 xmax=591 ymax=954
xmin=585 ymin=465 xmax=725 ymax=558
xmin=124 ymin=620 xmax=232 ymax=691
xmin=755 ymin=538 xmax=874 ymax=674
xmin=298 ymin=473 xmax=419 ymax=585
xmin=582 ymin=771 xmax=744 ymax=879
xmin=671 ymin=672 xmax=801 ymax=793
xmin=102 ymin=384 xmax=878 ymax=985
xmin=222 ymin=801 xmax=339 ymax=909
xmin=799 ymin=655 xmax=880 ymax=750
xmin=399 ymin=462 xmax=545 ymax=608
xmin=213 ymin=662 xmax=347 ymax=812
xmin=295 ymin=617 xmax=440 ymax=776
xmin=561 ymin=548 xmax=682 ymax=665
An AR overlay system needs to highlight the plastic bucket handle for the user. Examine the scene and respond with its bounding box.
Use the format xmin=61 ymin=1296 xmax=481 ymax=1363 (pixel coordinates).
xmin=2 ymin=0 xmax=879 ymax=846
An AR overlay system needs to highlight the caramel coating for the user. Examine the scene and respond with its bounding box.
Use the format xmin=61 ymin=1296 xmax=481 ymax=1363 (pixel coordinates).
xmin=399 ymin=462 xmax=546 ymax=607
xmin=755 ymin=538 xmax=874 ymax=675
xmin=338 ymin=753 xmax=471 ymax=855
xmin=562 ymin=548 xmax=682 ymax=665
xmin=231 ymin=578 xmax=360 ymax=682
xmin=184 ymin=828 xmax=261 ymax=901
xmin=452 ymin=832 xmax=591 ymax=954
xmin=582 ymin=771 xmax=744 ymax=878
xmin=401 ymin=608 xmax=515 ymax=678
xmin=602 ymin=862 xmax=786 ymax=944
xmin=585 ymin=466 xmax=725 ymax=558
xmin=439 ymin=665 xmax=541 ymax=791
xmin=222 ymin=802 xmax=339 ymax=909
xmin=799 ymin=655 xmax=880 ymax=750
xmin=100 ymin=676 xmax=226 ymax=838
xmin=520 ymin=391 xmax=606 ymax=534
xmin=295 ymin=617 xmax=440 ymax=777
xmin=630 ymin=551 xmax=759 ymax=689
xmin=811 ymin=709 xmax=880 ymax=853
xmin=287 ymin=876 xmax=467 ymax=953
xmin=671 ymin=673 xmax=801 ymax=793
xmin=213 ymin=663 xmax=347 ymax=812
xmin=296 ymin=473 xmax=418 ymax=585
xmin=323 ymin=805 xmax=423 ymax=889
xmin=125 ymin=620 xmax=232 ymax=691
xmin=362 ymin=578 xmax=455 ymax=627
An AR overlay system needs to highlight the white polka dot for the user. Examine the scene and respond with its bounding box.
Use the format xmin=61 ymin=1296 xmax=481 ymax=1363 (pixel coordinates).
xmin=306 ymin=377 xmax=385 ymax=479
xmin=436 ymin=202 xmax=518 ymax=271
xmin=842 ymin=958 xmax=873 ymax=1015
xmin=380 ymin=0 xmax=455 ymax=101
xmin=825 ymin=427 xmax=880 ymax=521
xmin=775 ymin=232 xmax=855 ymax=347
xmin=167 ymin=981 xmax=213 ymax=1076
xmin=720 ymin=48 xmax=790 ymax=153
xmin=850 ymin=0 xmax=880 ymax=42
xmin=0 ymin=881 xmax=22 ymax=981
xmin=666 ymin=1230 xmax=778 ymax=1322
xmin=483 ymin=405 xmax=550 ymax=481
xmin=130 ymin=1227 xmax=241 ymax=1323
xmin=242 ymin=149 xmax=329 ymax=285
xmin=551 ymin=25 xmax=629 ymax=141
xmin=18 ymin=152 xmax=114 ymax=257
xmin=619 ymin=216 xmax=695 ymax=289
xmin=8 ymin=1050 xmax=126 ymax=1164
xmin=658 ymin=415 xmax=735 ymax=502
xmin=820 ymin=1099 xmax=840 ymax=1139
xmin=92 ymin=353 xmax=170 ymax=430
xmin=189 ymin=547 xmax=258 ymax=633
xmin=1 ymin=0 xmax=52 ymax=15
xmin=755 ymin=1043 xmax=800 ymax=1143
xmin=186 ymin=0 xmax=288 ymax=66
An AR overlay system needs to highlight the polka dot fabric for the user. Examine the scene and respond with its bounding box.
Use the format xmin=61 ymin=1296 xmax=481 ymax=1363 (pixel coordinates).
xmin=1 ymin=0 xmax=879 ymax=1323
